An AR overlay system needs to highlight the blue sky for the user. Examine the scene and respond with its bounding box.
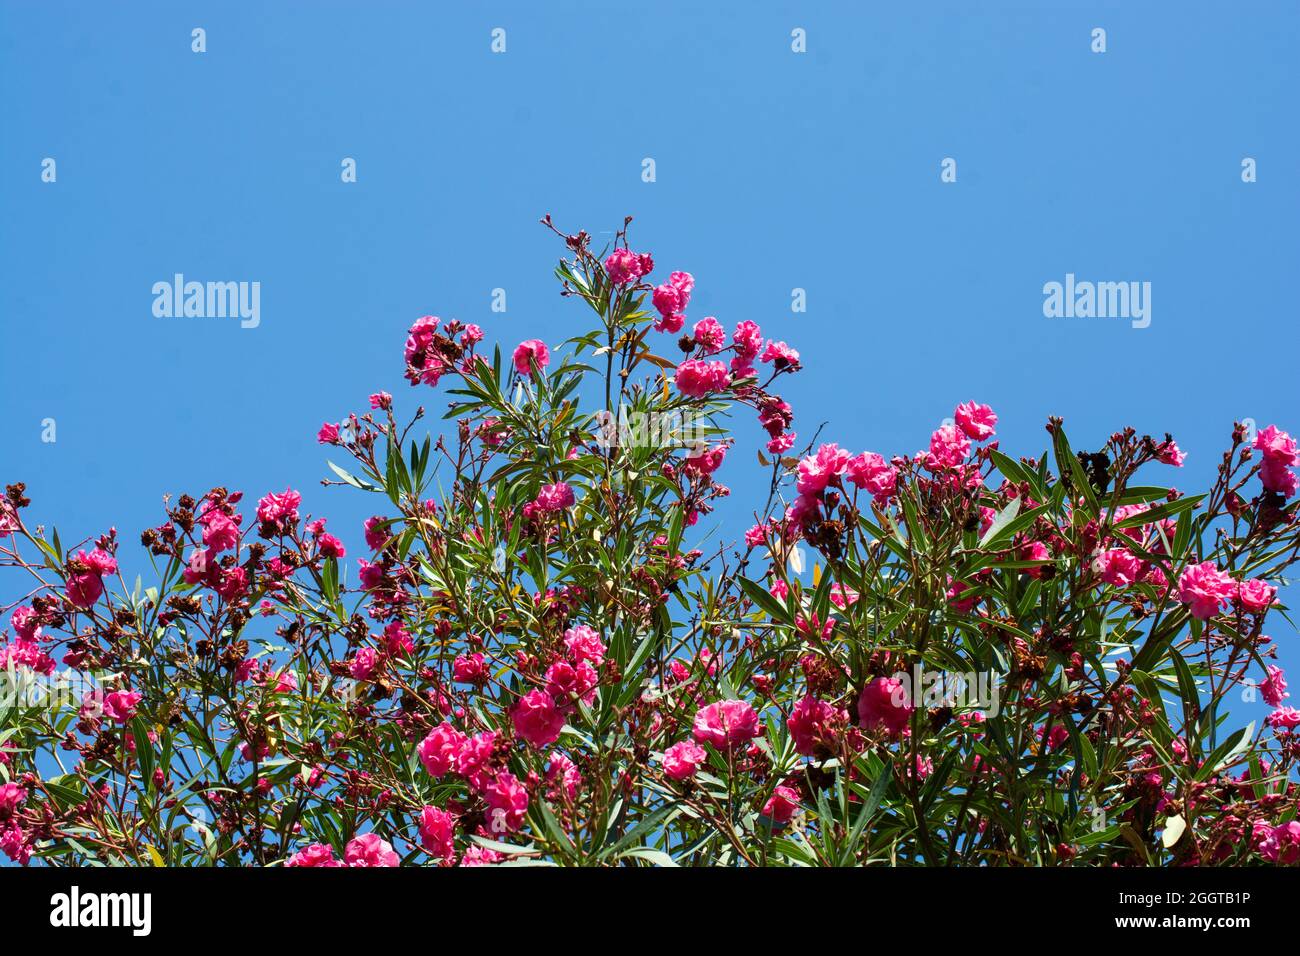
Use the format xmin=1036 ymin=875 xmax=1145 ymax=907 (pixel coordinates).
xmin=2 ymin=2 xmax=1298 ymax=724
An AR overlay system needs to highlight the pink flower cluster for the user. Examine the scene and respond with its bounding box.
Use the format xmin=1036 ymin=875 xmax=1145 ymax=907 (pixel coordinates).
xmin=1255 ymin=425 xmax=1298 ymax=497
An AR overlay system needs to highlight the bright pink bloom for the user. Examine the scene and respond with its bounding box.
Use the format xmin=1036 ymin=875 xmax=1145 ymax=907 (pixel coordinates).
xmin=604 ymin=248 xmax=654 ymax=285
xmin=453 ymin=653 xmax=488 ymax=684
xmin=66 ymin=548 xmax=117 ymax=609
xmin=0 ymin=784 xmax=26 ymax=819
xmin=692 ymin=699 xmax=761 ymax=748
xmin=563 ymin=625 xmax=606 ymax=666
xmin=349 ymin=647 xmax=380 ymax=682
xmin=662 ymin=740 xmax=707 ymax=781
xmin=512 ymin=339 xmax=550 ymax=375
xmin=927 ymin=424 xmax=971 ymax=471
xmin=1092 ymin=548 xmax=1141 ymax=587
xmin=674 ymin=359 xmax=730 ymax=398
xmin=482 ymin=772 xmax=529 ymax=832
xmin=344 ymin=833 xmax=400 ymax=867
xmin=418 ymin=723 xmax=466 ymax=777
xmin=286 ymin=843 xmax=342 ymax=867
xmin=954 ymin=402 xmax=997 ymax=441
xmin=692 ymin=317 xmax=726 ymax=353
xmin=1266 ymin=707 xmax=1300 ymax=731
xmin=545 ymin=660 xmax=599 ymax=706
xmin=796 ymin=443 xmax=851 ymax=496
xmin=513 ymin=689 xmax=567 ymax=748
xmin=200 ymin=511 xmax=240 ymax=553
xmin=418 ymin=806 xmax=457 ymax=861
xmin=763 ymin=785 xmax=801 ymax=824
xmin=317 ymin=422 xmax=339 ymax=444
xmin=363 ymin=516 xmax=390 ymax=550
xmin=1254 ymin=425 xmax=1298 ymax=465
xmin=787 ymin=695 xmax=845 ymax=756
xmin=256 ymin=489 xmax=301 ymax=526
xmin=1238 ymin=578 xmax=1277 ymax=613
xmin=730 ymin=320 xmax=763 ymax=375
xmin=1155 ymin=440 xmax=1185 ymax=467
xmin=1177 ymin=562 xmax=1236 ymax=620
xmin=316 ymin=532 xmax=345 ymax=559
xmin=845 ymin=451 xmax=897 ymax=501
xmin=1262 ymin=665 xmax=1289 ymax=708
xmin=533 ymin=482 xmax=575 ymax=512
xmin=857 ymin=677 xmax=913 ymax=736
xmin=760 ymin=341 xmax=800 ymax=367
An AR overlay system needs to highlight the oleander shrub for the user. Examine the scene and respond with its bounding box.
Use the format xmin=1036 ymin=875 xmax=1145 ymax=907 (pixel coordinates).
xmin=2 ymin=218 xmax=1299 ymax=867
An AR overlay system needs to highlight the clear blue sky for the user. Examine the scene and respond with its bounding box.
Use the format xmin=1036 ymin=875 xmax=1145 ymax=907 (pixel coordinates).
xmin=2 ymin=2 xmax=1297 ymax=725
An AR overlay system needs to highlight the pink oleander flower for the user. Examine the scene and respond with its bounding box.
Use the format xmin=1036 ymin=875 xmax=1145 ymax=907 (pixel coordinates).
xmin=404 ymin=315 xmax=445 ymax=386
xmin=344 ymin=833 xmax=400 ymax=867
xmin=954 ymin=402 xmax=998 ymax=441
xmin=1262 ymin=665 xmax=1289 ymax=708
xmin=418 ymin=806 xmax=457 ymax=862
xmin=368 ymin=391 xmax=392 ymax=410
xmin=845 ymin=451 xmax=897 ymax=501
xmin=604 ymin=248 xmax=654 ymax=285
xmin=858 ymin=677 xmax=913 ymax=736
xmin=534 ymin=482 xmax=575 ymax=512
xmin=317 ymin=422 xmax=340 ymax=444
xmin=482 ymin=771 xmax=529 ymax=833
xmin=11 ymin=606 xmax=41 ymax=642
xmin=418 ymin=723 xmax=466 ymax=777
xmin=512 ymin=339 xmax=550 ymax=375
xmin=1177 ymin=562 xmax=1237 ymax=620
xmin=1260 ymin=459 xmax=1298 ymax=497
xmin=0 ymin=638 xmax=55 ymax=676
xmin=256 ymin=489 xmax=301 ymax=526
xmin=453 ymin=652 xmax=488 ymax=684
xmin=1266 ymin=707 xmax=1300 ymax=731
xmin=787 ymin=695 xmax=845 ymax=756
xmin=513 ymin=689 xmax=567 ymax=748
xmin=763 ymin=785 xmax=801 ymax=825
xmin=363 ymin=515 xmax=390 ymax=550
xmin=563 ymin=625 xmax=606 ymax=666
xmin=652 ymin=272 xmax=694 ymax=332
xmin=65 ymin=548 xmax=117 ymax=609
xmin=767 ymin=432 xmax=796 ymax=455
xmin=692 ymin=316 xmax=726 ymax=353
xmin=200 ymin=510 xmax=241 ymax=554
xmin=796 ymin=443 xmax=851 ymax=496
xmin=683 ymin=444 xmax=727 ymax=476
xmin=661 ymin=740 xmax=707 ymax=781
xmin=317 ymin=532 xmax=346 ymax=559
xmin=1155 ymin=440 xmax=1185 ymax=467
xmin=545 ymin=660 xmax=599 ymax=706
xmin=1092 ymin=548 xmax=1141 ymax=587
xmin=675 ymin=359 xmax=730 ymax=398
xmin=927 ymin=423 xmax=971 ymax=471
xmin=546 ymin=753 xmax=582 ymax=801
xmin=0 ymin=824 xmax=31 ymax=865
xmin=692 ymin=699 xmax=761 ymax=749
xmin=82 ymin=689 xmax=143 ymax=724
xmin=0 ymin=784 xmax=26 ymax=819
xmin=730 ymin=320 xmax=763 ymax=374
xmin=285 ymin=843 xmax=343 ymax=867
xmin=1254 ymin=425 xmax=1298 ymax=465
xmin=1237 ymin=578 xmax=1277 ymax=613
xmin=349 ymin=646 xmax=380 ymax=682
xmin=760 ymin=340 xmax=800 ymax=367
